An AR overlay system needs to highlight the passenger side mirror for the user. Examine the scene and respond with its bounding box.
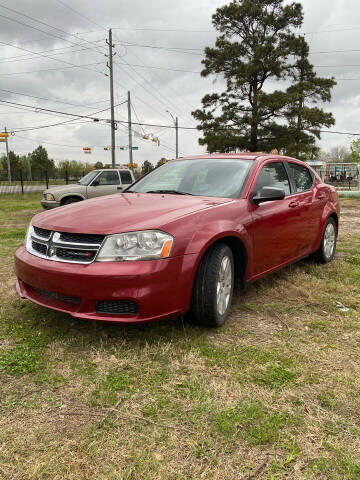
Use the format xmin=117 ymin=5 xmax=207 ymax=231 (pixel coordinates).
xmin=92 ymin=180 xmax=99 ymax=187
xmin=252 ymin=186 xmax=285 ymax=204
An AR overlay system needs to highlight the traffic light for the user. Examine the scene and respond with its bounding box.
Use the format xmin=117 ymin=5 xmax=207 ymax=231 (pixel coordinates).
xmin=83 ymin=147 xmax=92 ymax=154
xmin=0 ymin=132 xmax=9 ymax=142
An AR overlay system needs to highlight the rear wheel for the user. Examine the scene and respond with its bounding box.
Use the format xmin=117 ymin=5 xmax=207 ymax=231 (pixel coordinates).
xmin=312 ymin=217 xmax=337 ymax=263
xmin=188 ymin=243 xmax=234 ymax=328
xmin=62 ymin=196 xmax=82 ymax=206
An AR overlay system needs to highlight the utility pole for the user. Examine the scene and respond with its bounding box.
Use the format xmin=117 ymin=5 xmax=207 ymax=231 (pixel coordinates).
xmin=106 ymin=29 xmax=116 ymax=168
xmin=127 ymin=91 xmax=134 ymax=172
xmin=175 ymin=116 xmax=179 ymax=159
xmin=166 ymin=111 xmax=179 ymax=159
xmin=27 ymin=154 xmax=32 ymax=181
xmin=5 ymin=127 xmax=11 ymax=184
xmin=296 ymin=38 xmax=306 ymax=159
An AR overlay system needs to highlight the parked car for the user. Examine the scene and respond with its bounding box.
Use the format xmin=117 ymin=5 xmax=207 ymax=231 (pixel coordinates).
xmin=15 ymin=153 xmax=339 ymax=327
xmin=41 ymin=168 xmax=135 ymax=209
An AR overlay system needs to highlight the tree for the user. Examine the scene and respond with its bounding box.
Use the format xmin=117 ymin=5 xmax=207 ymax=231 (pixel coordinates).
xmin=283 ymin=37 xmax=335 ymax=159
xmin=327 ymin=145 xmax=350 ymax=163
xmin=30 ymin=146 xmax=55 ymax=176
xmin=0 ymin=151 xmax=22 ymax=178
xmin=193 ymin=0 xmax=304 ymax=152
xmin=94 ymin=161 xmax=104 ymax=169
xmin=83 ymin=162 xmax=95 ymax=174
xmin=345 ymin=139 xmax=360 ymax=163
xmin=57 ymin=160 xmax=84 ymax=179
xmin=156 ymin=158 xmax=167 ymax=168
xmin=193 ymin=0 xmax=335 ymax=156
xmin=141 ymin=160 xmax=154 ymax=176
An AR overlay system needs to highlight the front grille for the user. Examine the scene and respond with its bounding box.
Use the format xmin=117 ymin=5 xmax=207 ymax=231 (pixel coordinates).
xmin=28 ymin=226 xmax=104 ymax=264
xmin=56 ymin=247 xmax=97 ymax=262
xmin=32 ymin=286 xmax=81 ymax=305
xmin=33 ymin=226 xmax=51 ymax=239
xmin=59 ymin=232 xmax=105 ymax=245
xmin=32 ymin=240 xmax=47 ymax=256
xmin=96 ymin=300 xmax=138 ymax=315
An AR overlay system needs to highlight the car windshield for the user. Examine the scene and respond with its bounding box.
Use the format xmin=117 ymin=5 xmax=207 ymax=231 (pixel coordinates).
xmin=78 ymin=170 xmax=100 ymax=186
xmin=127 ymin=159 xmax=252 ymax=198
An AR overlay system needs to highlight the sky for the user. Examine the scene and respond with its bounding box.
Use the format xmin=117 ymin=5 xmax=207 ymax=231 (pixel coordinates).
xmin=1 ymin=0 xmax=360 ymax=168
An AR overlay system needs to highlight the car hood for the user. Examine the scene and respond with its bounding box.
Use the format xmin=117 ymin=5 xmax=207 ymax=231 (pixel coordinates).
xmin=33 ymin=193 xmax=233 ymax=234
xmin=44 ymin=184 xmax=84 ymax=194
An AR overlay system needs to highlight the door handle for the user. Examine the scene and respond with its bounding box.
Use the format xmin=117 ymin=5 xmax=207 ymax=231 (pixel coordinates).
xmin=117 ymin=186 xmax=123 ymax=191
xmin=288 ymin=200 xmax=299 ymax=208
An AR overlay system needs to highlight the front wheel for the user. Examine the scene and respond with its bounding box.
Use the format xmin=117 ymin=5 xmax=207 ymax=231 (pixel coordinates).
xmin=312 ymin=217 xmax=337 ymax=263
xmin=188 ymin=243 xmax=234 ymax=328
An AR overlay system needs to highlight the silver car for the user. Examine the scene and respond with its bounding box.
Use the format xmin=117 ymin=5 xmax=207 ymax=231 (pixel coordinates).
xmin=41 ymin=169 xmax=135 ymax=209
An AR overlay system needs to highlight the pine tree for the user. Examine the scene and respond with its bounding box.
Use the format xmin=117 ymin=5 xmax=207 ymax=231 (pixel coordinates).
xmin=283 ymin=36 xmax=335 ymax=159
xmin=193 ymin=0 xmax=334 ymax=155
xmin=193 ymin=0 xmax=304 ymax=152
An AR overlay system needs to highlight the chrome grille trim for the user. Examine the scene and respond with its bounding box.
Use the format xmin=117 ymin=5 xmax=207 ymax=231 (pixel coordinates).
xmin=26 ymin=225 xmax=104 ymax=264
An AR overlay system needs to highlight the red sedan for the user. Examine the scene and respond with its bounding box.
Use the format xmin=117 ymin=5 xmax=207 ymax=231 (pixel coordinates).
xmin=14 ymin=153 xmax=339 ymax=327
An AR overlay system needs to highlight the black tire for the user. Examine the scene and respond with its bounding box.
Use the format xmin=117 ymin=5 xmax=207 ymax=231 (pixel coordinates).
xmin=312 ymin=217 xmax=337 ymax=264
xmin=62 ymin=196 xmax=82 ymax=206
xmin=188 ymin=243 xmax=234 ymax=328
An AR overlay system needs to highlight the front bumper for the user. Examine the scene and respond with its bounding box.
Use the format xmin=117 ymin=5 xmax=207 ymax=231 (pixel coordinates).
xmin=41 ymin=199 xmax=61 ymax=209
xmin=14 ymin=245 xmax=198 ymax=323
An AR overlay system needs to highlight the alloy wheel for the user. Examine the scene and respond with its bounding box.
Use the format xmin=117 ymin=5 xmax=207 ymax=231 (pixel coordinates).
xmin=216 ymin=255 xmax=232 ymax=315
xmin=324 ymin=222 xmax=336 ymax=259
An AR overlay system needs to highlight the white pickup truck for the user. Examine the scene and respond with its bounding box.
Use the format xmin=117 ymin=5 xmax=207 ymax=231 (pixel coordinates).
xmin=41 ymin=168 xmax=135 ymax=209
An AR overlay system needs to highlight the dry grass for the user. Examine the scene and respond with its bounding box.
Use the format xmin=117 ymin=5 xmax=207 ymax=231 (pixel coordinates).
xmin=0 ymin=193 xmax=359 ymax=480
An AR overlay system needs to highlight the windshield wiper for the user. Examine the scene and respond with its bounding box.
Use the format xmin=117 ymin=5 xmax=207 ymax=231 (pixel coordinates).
xmin=145 ymin=189 xmax=194 ymax=195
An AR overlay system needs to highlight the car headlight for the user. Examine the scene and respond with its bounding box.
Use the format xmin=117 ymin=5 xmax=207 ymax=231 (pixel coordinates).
xmin=25 ymin=222 xmax=32 ymax=249
xmin=44 ymin=193 xmax=55 ymax=201
xmin=96 ymin=230 xmax=174 ymax=262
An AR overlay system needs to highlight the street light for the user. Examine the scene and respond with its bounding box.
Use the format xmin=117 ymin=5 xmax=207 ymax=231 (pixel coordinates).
xmin=166 ymin=110 xmax=179 ymax=159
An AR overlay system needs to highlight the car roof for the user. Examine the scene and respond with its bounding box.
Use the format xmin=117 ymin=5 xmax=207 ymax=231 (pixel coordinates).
xmin=176 ymin=153 xmax=304 ymax=163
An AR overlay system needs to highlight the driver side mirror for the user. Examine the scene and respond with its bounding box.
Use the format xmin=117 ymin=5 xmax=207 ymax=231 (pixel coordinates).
xmin=92 ymin=180 xmax=99 ymax=187
xmin=252 ymin=186 xmax=285 ymax=204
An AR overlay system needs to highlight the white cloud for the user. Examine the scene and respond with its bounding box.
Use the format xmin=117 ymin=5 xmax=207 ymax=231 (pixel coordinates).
xmin=0 ymin=0 xmax=358 ymax=164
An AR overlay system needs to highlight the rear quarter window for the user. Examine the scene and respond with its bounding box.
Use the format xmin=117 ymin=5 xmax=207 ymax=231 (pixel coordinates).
xmin=120 ymin=171 xmax=133 ymax=184
xmin=288 ymin=163 xmax=313 ymax=192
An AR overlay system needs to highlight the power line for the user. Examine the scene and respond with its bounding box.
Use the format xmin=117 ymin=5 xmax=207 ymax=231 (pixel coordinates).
xmin=115 ymin=61 xmax=200 ymax=74
xmin=1 ymin=100 xmax=126 ymax=132
xmin=0 ymin=3 xmax=107 ymax=56
xmin=113 ymin=60 xmax=197 ymax=127
xmin=125 ymin=47 xmax=199 ymax=127
xmin=310 ymin=48 xmax=360 ymax=55
xmin=0 ymin=88 xmax=108 ymax=108
xmin=0 ymin=61 xmax=104 ymax=76
xmin=304 ymin=26 xmax=360 ymax=35
xmin=0 ymin=41 xmax=104 ymax=64
xmin=6 ymin=97 xmax=360 ymax=137
xmin=14 ymin=133 xmax=89 ymax=148
xmin=112 ymin=26 xmax=213 ymax=33
xmin=1 ymin=30 xmax=105 ymax=47
xmin=54 ymin=0 xmax=105 ymax=31
xmin=118 ymin=41 xmax=203 ymax=55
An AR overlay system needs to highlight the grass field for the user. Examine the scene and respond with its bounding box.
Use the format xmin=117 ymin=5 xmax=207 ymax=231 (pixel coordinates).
xmin=0 ymin=193 xmax=359 ymax=480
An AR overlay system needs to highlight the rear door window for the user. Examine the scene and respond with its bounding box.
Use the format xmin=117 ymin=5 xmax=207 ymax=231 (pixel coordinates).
xmin=120 ymin=171 xmax=133 ymax=184
xmin=95 ymin=171 xmax=120 ymax=185
xmin=287 ymin=163 xmax=313 ymax=192
xmin=254 ymin=162 xmax=291 ymax=196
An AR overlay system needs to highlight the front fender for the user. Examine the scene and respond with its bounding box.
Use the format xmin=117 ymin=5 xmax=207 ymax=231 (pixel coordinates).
xmin=183 ymin=218 xmax=253 ymax=282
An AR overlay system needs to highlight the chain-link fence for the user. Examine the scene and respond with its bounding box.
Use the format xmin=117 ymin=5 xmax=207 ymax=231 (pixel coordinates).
xmin=0 ymin=169 xmax=85 ymax=194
